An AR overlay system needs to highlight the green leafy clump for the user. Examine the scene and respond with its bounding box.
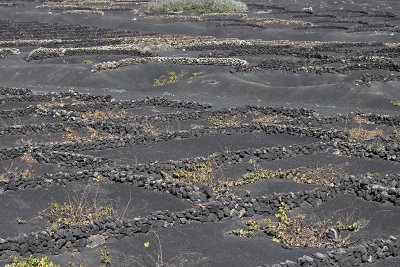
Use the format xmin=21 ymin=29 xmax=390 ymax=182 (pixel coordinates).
xmin=171 ymin=161 xmax=229 ymax=197
xmin=80 ymin=109 xmax=126 ymax=121
xmin=41 ymin=200 xmax=114 ymax=229
xmin=149 ymin=0 xmax=248 ymax=15
xmin=172 ymin=162 xmax=214 ymax=185
xmin=390 ymin=100 xmax=400 ymax=107
xmin=228 ymin=202 xmax=354 ymax=248
xmin=227 ymin=228 xmax=254 ymax=237
xmin=192 ymin=71 xmax=204 ymax=77
xmin=206 ymin=115 xmax=240 ymax=127
xmin=337 ymin=220 xmax=361 ymax=231
xmin=63 ymin=127 xmax=80 ymax=142
xmin=0 ymin=166 xmax=34 ymax=182
xmin=154 ymin=72 xmax=184 ymax=86
xmin=6 ymin=255 xmax=60 ymax=267
xmin=100 ymin=247 xmax=111 ymax=264
xmin=83 ymin=60 xmax=92 ymax=64
xmin=229 ymin=160 xmax=344 ymax=187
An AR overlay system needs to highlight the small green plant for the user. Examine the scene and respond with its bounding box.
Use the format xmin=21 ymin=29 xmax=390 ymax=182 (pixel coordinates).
xmin=337 ymin=220 xmax=361 ymax=231
xmin=100 ymin=247 xmax=111 ymax=264
xmin=87 ymin=127 xmax=113 ymax=140
xmin=162 ymin=91 xmax=173 ymax=96
xmin=0 ymin=162 xmax=35 ymax=181
xmin=154 ymin=72 xmax=184 ymax=86
xmin=160 ymin=171 xmax=170 ymax=179
xmin=144 ymin=125 xmax=156 ymax=134
xmin=390 ymin=100 xmax=400 ymax=107
xmin=347 ymin=138 xmax=362 ymax=144
xmin=20 ymin=152 xmax=38 ymax=163
xmin=206 ymin=115 xmax=240 ymax=127
xmin=227 ymin=226 xmax=256 ymax=238
xmin=6 ymin=255 xmax=60 ymax=267
xmin=345 ymin=0 xmax=354 ymax=4
xmin=83 ymin=60 xmax=92 ymax=64
xmin=191 ymin=71 xmax=204 ymax=77
xmin=63 ymin=127 xmax=80 ymax=142
xmin=123 ymin=231 xmax=167 ymax=267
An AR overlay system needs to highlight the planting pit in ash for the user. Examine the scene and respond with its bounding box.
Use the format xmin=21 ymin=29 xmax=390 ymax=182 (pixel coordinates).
xmin=132 ymin=112 xmax=296 ymax=133
xmin=0 ymin=123 xmax=121 ymax=149
xmin=0 ymin=181 xmax=193 ymax=240
xmin=42 ymin=219 xmax=327 ymax=267
xmin=0 ymin=114 xmax=59 ymax=127
xmin=204 ymin=152 xmax=400 ymax=197
xmin=83 ymin=133 xmax=319 ymax=165
xmin=0 ymin=102 xmax=40 ymax=110
xmin=228 ymin=152 xmax=400 ymax=177
xmin=234 ymin=179 xmax=321 ymax=198
xmin=0 ymin=132 xmax=67 ymax=149
xmin=322 ymin=116 xmax=399 ymax=139
xmin=76 ymin=106 xmax=198 ymax=121
xmin=227 ymin=194 xmax=400 ymax=251
xmin=0 ymin=155 xmax=72 ymax=180
xmin=300 ymin=193 xmax=400 ymax=242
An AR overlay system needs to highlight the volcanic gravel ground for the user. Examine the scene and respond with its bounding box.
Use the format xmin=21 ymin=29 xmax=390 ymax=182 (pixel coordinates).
xmin=0 ymin=0 xmax=400 ymax=267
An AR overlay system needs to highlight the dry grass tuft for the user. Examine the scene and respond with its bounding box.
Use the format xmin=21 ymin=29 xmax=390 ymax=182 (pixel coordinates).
xmin=38 ymin=183 xmax=117 ymax=229
xmin=348 ymin=127 xmax=383 ymax=139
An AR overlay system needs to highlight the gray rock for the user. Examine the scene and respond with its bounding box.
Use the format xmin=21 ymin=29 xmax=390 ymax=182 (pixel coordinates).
xmin=87 ymin=234 xmax=106 ymax=248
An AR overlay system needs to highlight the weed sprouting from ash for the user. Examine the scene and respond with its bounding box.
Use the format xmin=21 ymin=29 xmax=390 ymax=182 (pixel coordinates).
xmin=228 ymin=202 xmax=362 ymax=248
xmin=38 ymin=183 xmax=118 ymax=229
xmin=154 ymin=72 xmax=184 ymax=86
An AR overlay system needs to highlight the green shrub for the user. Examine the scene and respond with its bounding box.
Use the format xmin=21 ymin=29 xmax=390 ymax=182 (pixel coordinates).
xmin=390 ymin=100 xmax=400 ymax=107
xmin=149 ymin=0 xmax=248 ymax=14
xmin=6 ymin=255 xmax=60 ymax=267
xmin=228 ymin=202 xmax=356 ymax=248
xmin=154 ymin=72 xmax=184 ymax=86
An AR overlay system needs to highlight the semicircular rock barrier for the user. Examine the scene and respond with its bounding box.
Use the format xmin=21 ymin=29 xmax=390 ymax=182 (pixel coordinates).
xmin=267 ymin=235 xmax=400 ymax=267
xmin=91 ymin=56 xmax=249 ymax=72
xmin=0 ymin=48 xmax=19 ymax=59
xmin=25 ymin=45 xmax=155 ymax=61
